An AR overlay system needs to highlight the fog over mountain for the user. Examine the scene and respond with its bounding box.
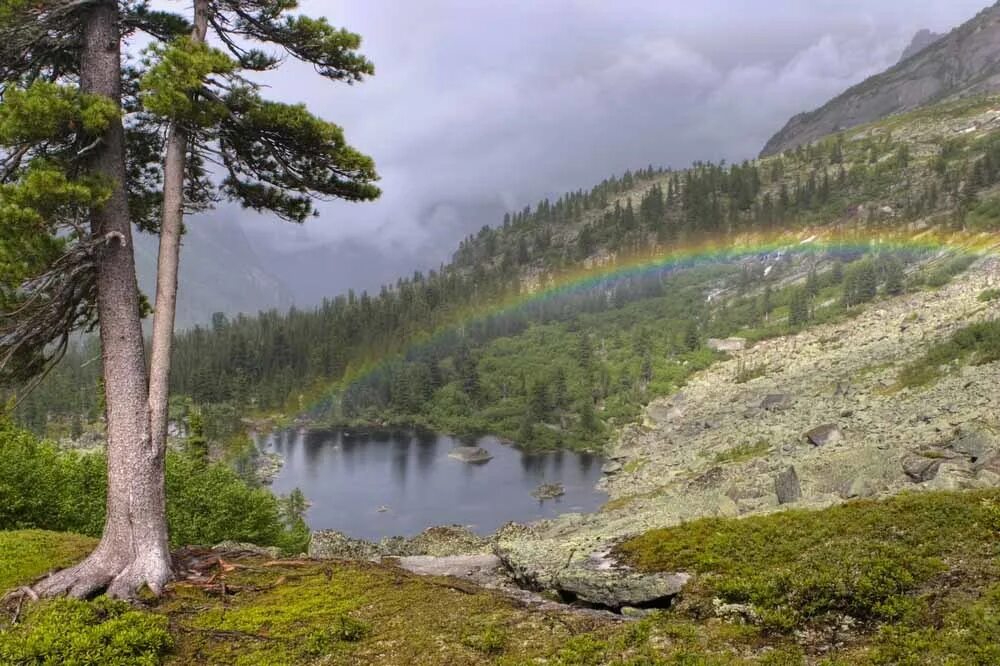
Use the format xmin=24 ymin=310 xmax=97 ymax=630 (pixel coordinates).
xmin=161 ymin=0 xmax=989 ymax=314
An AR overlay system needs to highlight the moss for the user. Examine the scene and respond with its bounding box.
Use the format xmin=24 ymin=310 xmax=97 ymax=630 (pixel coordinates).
xmin=0 ymin=530 xmax=96 ymax=592
xmin=978 ymin=288 xmax=1000 ymax=302
xmin=618 ymin=490 xmax=1000 ymax=634
xmin=0 ymin=597 xmax=172 ymax=665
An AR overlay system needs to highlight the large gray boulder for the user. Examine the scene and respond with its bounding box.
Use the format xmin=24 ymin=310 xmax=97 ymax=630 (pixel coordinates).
xmin=805 ymin=424 xmax=842 ymax=447
xmin=308 ymin=531 xmax=380 ymax=560
xmin=553 ymin=549 xmax=689 ymax=610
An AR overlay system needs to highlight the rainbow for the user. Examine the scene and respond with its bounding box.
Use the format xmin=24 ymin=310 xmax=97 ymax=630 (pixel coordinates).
xmin=311 ymin=225 xmax=1000 ymax=411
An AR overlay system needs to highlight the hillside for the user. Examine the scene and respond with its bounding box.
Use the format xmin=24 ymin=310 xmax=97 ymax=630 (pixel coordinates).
xmin=761 ymin=2 xmax=1000 ymax=157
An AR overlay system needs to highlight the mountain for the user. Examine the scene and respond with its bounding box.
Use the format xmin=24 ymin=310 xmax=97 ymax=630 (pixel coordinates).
xmin=898 ymin=28 xmax=944 ymax=63
xmin=133 ymin=216 xmax=294 ymax=330
xmin=760 ymin=2 xmax=1000 ymax=157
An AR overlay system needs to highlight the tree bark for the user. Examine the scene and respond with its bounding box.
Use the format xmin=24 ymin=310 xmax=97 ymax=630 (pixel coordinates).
xmin=35 ymin=0 xmax=172 ymax=599
xmin=148 ymin=0 xmax=210 ymax=463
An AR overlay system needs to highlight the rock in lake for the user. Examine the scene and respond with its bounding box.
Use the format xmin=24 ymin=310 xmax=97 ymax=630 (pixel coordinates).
xmin=531 ymin=482 xmax=565 ymax=500
xmin=774 ymin=465 xmax=801 ymax=504
xmin=448 ymin=446 xmax=493 ymax=464
xmin=805 ymin=424 xmax=842 ymax=447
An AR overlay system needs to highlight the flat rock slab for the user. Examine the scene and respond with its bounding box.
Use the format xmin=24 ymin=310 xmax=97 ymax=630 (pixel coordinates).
xmin=448 ymin=446 xmax=493 ymax=464
xmin=396 ymin=554 xmax=501 ymax=584
xmin=554 ymin=549 xmax=690 ymax=610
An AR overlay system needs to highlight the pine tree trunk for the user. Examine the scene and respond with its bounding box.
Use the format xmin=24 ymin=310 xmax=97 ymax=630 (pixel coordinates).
xmin=147 ymin=0 xmax=210 ymax=458
xmin=35 ymin=0 xmax=172 ymax=599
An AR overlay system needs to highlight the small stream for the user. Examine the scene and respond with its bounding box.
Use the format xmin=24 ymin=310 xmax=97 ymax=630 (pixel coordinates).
xmin=259 ymin=428 xmax=607 ymax=540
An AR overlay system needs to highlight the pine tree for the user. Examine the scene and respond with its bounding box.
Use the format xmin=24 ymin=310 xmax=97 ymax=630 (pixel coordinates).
xmin=788 ymin=288 xmax=810 ymax=328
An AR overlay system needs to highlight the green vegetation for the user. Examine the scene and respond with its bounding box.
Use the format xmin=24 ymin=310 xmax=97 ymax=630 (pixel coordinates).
xmin=0 ymin=419 xmax=307 ymax=553
xmin=0 ymin=597 xmax=172 ymax=666
xmin=979 ymin=287 xmax=1000 ymax=302
xmin=713 ymin=441 xmax=771 ymax=465
xmin=0 ymin=530 xmax=95 ymax=591
xmin=4 ymin=490 xmax=1000 ymax=664
xmin=895 ymin=318 xmax=1000 ymax=388
xmin=618 ymin=490 xmax=1000 ymax=636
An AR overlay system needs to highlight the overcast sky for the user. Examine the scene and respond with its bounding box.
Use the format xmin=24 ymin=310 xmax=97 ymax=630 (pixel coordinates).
xmin=184 ymin=0 xmax=991 ymax=303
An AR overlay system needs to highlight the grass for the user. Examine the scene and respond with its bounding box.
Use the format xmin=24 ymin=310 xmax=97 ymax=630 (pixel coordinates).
xmin=713 ymin=441 xmax=771 ymax=465
xmin=895 ymin=319 xmax=1000 ymax=388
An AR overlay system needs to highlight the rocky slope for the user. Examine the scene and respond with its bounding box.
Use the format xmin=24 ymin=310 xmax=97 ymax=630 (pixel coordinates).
xmin=496 ymin=254 xmax=1000 ymax=600
xmin=899 ymin=29 xmax=944 ymax=63
xmin=761 ymin=2 xmax=1000 ymax=156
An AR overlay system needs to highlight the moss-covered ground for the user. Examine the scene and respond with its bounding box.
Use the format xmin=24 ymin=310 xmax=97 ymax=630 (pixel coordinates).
xmin=3 ymin=489 xmax=1000 ymax=664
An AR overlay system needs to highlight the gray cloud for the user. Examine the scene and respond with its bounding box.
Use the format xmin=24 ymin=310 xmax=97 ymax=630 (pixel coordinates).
xmin=186 ymin=1 xmax=991 ymax=303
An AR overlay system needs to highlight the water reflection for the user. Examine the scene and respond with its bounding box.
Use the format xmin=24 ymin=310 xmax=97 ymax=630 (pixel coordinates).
xmin=262 ymin=429 xmax=607 ymax=540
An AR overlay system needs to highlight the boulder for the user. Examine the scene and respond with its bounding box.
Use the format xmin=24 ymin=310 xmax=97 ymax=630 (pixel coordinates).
xmin=601 ymin=461 xmax=623 ymax=475
xmin=448 ymin=446 xmax=493 ymax=464
xmin=950 ymin=429 xmax=998 ymax=465
xmin=395 ymin=554 xmax=501 ymax=585
xmin=308 ymin=531 xmax=380 ymax=560
xmin=708 ymin=337 xmax=747 ymax=353
xmin=760 ymin=394 xmax=793 ymax=411
xmin=805 ymin=424 xmax=842 ymax=447
xmin=405 ymin=525 xmax=491 ymax=557
xmin=902 ymin=455 xmax=942 ymax=483
xmin=553 ymin=549 xmax=689 ymax=610
xmin=774 ymin=466 xmax=801 ymax=504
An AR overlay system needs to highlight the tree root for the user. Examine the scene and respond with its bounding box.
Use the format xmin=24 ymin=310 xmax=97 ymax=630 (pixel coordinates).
xmin=32 ymin=548 xmax=173 ymax=600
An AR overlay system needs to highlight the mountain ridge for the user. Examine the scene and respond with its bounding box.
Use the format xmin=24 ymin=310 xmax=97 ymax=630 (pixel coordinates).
xmin=760 ymin=2 xmax=1000 ymax=157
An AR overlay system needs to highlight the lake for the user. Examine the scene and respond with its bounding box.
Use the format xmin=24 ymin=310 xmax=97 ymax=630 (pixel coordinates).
xmin=259 ymin=428 xmax=607 ymax=540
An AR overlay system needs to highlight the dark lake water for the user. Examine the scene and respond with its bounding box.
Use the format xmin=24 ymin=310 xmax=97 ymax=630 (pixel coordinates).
xmin=259 ymin=429 xmax=607 ymax=540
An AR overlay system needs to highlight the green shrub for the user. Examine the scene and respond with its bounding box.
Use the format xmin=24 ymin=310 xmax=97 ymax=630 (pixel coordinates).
xmin=896 ymin=319 xmax=1000 ymax=388
xmin=978 ymin=288 xmax=1000 ymax=302
xmin=0 ymin=597 xmax=171 ymax=665
xmin=0 ymin=418 xmax=307 ymax=553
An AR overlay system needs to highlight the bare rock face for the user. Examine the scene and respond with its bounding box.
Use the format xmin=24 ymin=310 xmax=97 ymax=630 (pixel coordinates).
xmin=774 ymin=466 xmax=802 ymax=504
xmin=761 ymin=5 xmax=1000 ymax=156
xmin=899 ymin=29 xmax=944 ymax=63
xmin=903 ymin=455 xmax=942 ymax=483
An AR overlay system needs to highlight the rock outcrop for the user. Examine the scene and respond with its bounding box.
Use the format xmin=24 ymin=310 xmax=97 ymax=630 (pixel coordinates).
xmin=761 ymin=4 xmax=1000 ymax=156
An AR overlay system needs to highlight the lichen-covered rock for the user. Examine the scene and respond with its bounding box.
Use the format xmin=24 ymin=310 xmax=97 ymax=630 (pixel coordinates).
xmin=902 ymin=456 xmax=942 ymax=483
xmin=805 ymin=424 xmax=842 ymax=447
xmin=308 ymin=531 xmax=380 ymax=560
xmin=774 ymin=466 xmax=801 ymax=504
xmin=553 ymin=549 xmax=689 ymax=609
